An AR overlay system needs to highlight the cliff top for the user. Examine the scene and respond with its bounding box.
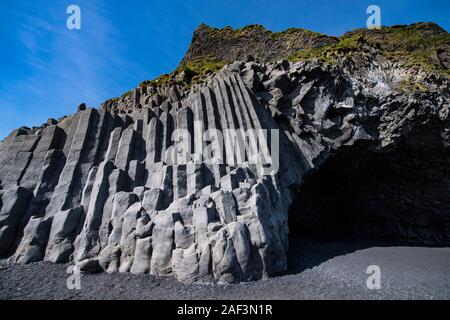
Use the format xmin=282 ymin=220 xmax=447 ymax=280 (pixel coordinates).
xmin=106 ymin=22 xmax=449 ymax=103
xmin=184 ymin=22 xmax=449 ymax=72
xmin=181 ymin=23 xmax=338 ymax=65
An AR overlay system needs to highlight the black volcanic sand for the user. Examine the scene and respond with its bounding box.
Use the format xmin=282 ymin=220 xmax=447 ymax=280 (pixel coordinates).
xmin=1 ymin=239 xmax=449 ymax=300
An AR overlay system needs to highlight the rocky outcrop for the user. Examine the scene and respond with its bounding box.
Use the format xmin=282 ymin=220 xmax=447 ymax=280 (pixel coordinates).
xmin=0 ymin=23 xmax=449 ymax=283
xmin=181 ymin=23 xmax=337 ymax=65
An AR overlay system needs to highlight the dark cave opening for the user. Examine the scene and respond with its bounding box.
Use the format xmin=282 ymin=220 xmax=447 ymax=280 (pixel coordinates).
xmin=286 ymin=139 xmax=450 ymax=273
xmin=287 ymin=137 xmax=450 ymax=264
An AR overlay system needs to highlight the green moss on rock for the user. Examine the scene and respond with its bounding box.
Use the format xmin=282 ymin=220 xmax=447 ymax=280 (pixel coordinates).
xmin=289 ymin=23 xmax=450 ymax=78
xmin=176 ymin=57 xmax=228 ymax=81
xmin=288 ymin=35 xmax=363 ymax=63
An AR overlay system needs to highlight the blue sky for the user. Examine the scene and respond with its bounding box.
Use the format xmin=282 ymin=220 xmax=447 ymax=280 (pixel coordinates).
xmin=0 ymin=0 xmax=449 ymax=140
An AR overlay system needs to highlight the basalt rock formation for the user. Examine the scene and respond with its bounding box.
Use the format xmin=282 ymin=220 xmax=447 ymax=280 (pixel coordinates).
xmin=0 ymin=22 xmax=449 ymax=283
xmin=181 ymin=23 xmax=338 ymax=65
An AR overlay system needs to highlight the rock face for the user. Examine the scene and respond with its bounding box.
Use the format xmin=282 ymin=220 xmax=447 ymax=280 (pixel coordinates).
xmin=0 ymin=23 xmax=449 ymax=283
xmin=181 ymin=23 xmax=338 ymax=65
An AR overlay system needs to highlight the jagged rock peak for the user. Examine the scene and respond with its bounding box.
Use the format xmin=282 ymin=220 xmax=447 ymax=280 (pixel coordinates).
xmin=181 ymin=23 xmax=338 ymax=64
xmin=100 ymin=22 xmax=448 ymax=113
xmin=182 ymin=22 xmax=449 ymax=66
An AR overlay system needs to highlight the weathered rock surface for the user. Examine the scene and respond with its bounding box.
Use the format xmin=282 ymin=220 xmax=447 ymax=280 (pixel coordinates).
xmin=0 ymin=23 xmax=449 ymax=283
xmin=181 ymin=23 xmax=338 ymax=65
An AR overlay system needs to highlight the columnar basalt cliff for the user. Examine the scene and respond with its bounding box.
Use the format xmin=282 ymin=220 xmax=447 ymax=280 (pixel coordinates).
xmin=0 ymin=22 xmax=449 ymax=283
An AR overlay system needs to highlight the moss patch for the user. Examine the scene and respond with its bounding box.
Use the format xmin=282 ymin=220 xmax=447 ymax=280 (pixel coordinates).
xmin=139 ymin=74 xmax=184 ymax=89
xmin=397 ymin=75 xmax=431 ymax=93
xmin=289 ymin=23 xmax=450 ymax=77
xmin=139 ymin=57 xmax=228 ymax=91
xmin=176 ymin=57 xmax=228 ymax=81
xmin=288 ymin=35 xmax=363 ymax=64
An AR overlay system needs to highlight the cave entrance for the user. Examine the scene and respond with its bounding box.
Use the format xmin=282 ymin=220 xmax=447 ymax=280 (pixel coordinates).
xmin=287 ymin=140 xmax=450 ymax=273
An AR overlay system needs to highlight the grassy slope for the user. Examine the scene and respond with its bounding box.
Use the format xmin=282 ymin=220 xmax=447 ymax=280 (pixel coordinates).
xmin=289 ymin=23 xmax=450 ymax=78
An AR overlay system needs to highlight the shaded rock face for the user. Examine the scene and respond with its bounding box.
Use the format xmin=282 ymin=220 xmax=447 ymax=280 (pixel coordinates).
xmin=0 ymin=26 xmax=449 ymax=284
xmin=289 ymin=143 xmax=450 ymax=244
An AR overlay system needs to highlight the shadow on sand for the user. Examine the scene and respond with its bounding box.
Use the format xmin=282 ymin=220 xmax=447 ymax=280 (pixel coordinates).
xmin=286 ymin=235 xmax=447 ymax=275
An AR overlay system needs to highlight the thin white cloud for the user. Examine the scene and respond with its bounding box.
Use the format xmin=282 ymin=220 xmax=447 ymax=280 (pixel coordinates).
xmin=0 ymin=0 xmax=139 ymax=138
